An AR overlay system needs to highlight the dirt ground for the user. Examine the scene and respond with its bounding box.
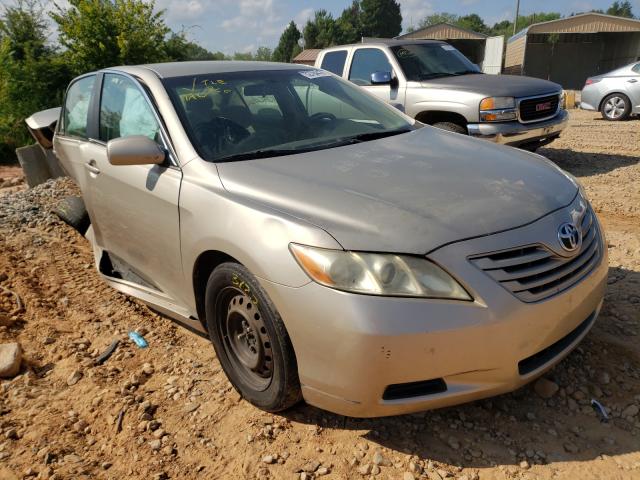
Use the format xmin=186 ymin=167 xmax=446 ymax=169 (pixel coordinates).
xmin=0 ymin=109 xmax=639 ymax=480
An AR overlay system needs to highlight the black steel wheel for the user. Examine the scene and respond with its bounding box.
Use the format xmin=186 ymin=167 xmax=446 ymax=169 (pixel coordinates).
xmin=204 ymin=263 xmax=302 ymax=411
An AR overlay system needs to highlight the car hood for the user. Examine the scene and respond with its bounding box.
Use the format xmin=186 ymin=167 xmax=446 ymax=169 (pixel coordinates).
xmin=217 ymin=128 xmax=577 ymax=254
xmin=421 ymin=74 xmax=562 ymax=98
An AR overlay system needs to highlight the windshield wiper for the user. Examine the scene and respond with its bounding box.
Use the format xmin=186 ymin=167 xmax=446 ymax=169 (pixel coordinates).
xmin=216 ymin=148 xmax=312 ymax=162
xmin=330 ymin=127 xmax=413 ymax=146
xmin=452 ymin=70 xmax=482 ymax=75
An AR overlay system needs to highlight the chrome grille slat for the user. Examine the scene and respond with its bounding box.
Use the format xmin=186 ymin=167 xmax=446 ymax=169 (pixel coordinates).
xmin=474 ymin=247 xmax=552 ymax=270
xmin=469 ymin=207 xmax=601 ymax=302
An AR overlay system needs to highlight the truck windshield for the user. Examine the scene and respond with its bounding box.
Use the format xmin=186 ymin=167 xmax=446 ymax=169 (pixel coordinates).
xmin=390 ymin=44 xmax=481 ymax=81
xmin=163 ymin=69 xmax=413 ymax=162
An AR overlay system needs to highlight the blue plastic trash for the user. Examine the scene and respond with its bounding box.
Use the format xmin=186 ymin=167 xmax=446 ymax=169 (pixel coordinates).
xmin=128 ymin=331 xmax=148 ymax=348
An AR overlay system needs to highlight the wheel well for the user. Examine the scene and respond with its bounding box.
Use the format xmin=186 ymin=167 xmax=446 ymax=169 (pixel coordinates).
xmin=598 ymin=92 xmax=629 ymax=111
xmin=415 ymin=110 xmax=468 ymax=127
xmin=192 ymin=250 xmax=239 ymax=328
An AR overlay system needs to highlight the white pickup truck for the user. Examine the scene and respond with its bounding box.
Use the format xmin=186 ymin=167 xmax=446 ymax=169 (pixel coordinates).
xmin=315 ymin=39 xmax=568 ymax=150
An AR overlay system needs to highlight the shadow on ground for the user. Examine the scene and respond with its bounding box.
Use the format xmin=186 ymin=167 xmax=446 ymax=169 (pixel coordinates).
xmin=540 ymin=148 xmax=640 ymax=177
xmin=284 ymin=266 xmax=640 ymax=469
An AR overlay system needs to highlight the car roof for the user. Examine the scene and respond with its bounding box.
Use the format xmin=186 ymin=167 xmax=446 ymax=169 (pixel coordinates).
xmin=323 ymin=38 xmax=445 ymax=50
xmin=104 ymin=61 xmax=312 ymax=79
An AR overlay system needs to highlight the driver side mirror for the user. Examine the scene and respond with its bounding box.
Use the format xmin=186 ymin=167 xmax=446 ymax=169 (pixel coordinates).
xmin=371 ymin=71 xmax=392 ymax=85
xmin=107 ymin=136 xmax=166 ymax=166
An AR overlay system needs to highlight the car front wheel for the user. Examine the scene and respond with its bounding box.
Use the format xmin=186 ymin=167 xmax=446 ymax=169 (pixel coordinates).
xmin=601 ymin=93 xmax=631 ymax=121
xmin=204 ymin=262 xmax=302 ymax=412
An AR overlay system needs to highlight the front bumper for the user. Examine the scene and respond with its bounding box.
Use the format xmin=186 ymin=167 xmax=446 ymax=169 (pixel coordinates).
xmin=467 ymin=109 xmax=568 ymax=147
xmin=260 ymin=200 xmax=608 ymax=417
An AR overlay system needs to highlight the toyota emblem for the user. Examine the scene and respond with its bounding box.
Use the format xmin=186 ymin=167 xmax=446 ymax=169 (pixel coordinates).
xmin=557 ymin=223 xmax=581 ymax=253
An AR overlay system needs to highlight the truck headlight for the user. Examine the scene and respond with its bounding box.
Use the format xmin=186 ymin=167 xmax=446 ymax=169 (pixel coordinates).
xmin=479 ymin=97 xmax=517 ymax=122
xmin=290 ymin=244 xmax=471 ymax=300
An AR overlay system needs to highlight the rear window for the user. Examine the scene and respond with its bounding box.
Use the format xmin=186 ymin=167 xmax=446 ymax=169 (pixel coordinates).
xmin=321 ymin=50 xmax=348 ymax=76
xmin=62 ymin=75 xmax=96 ymax=138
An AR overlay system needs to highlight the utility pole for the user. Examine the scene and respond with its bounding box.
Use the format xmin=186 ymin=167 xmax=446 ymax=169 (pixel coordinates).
xmin=513 ymin=0 xmax=521 ymax=36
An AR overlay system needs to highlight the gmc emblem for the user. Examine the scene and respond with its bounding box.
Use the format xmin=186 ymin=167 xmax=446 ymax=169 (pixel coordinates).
xmin=536 ymin=101 xmax=552 ymax=112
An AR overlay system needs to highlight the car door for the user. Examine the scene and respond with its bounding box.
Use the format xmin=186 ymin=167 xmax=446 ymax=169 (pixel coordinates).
xmin=347 ymin=47 xmax=405 ymax=108
xmin=628 ymin=63 xmax=640 ymax=113
xmin=81 ymin=72 xmax=184 ymax=297
xmin=54 ymin=74 xmax=98 ymax=193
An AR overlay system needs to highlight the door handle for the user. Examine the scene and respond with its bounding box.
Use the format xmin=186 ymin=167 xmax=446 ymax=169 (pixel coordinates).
xmin=628 ymin=78 xmax=638 ymax=83
xmin=84 ymin=161 xmax=100 ymax=175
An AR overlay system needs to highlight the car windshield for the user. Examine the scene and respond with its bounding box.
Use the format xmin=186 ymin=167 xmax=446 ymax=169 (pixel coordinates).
xmin=391 ymin=44 xmax=481 ymax=81
xmin=162 ymin=69 xmax=413 ymax=162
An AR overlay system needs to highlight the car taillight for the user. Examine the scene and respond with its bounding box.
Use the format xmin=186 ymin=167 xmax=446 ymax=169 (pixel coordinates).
xmin=585 ymin=78 xmax=600 ymax=86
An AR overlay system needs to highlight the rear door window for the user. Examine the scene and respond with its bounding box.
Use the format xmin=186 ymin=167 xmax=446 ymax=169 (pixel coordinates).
xmin=348 ymin=48 xmax=392 ymax=86
xmin=632 ymin=63 xmax=640 ymax=74
xmin=62 ymin=75 xmax=96 ymax=138
xmin=321 ymin=50 xmax=348 ymax=76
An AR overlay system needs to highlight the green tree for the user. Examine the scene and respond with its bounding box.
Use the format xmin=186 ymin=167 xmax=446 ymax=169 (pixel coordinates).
xmin=607 ymin=1 xmax=635 ymax=18
xmin=335 ymin=0 xmax=361 ymax=44
xmin=272 ymin=21 xmax=301 ymax=63
xmin=490 ymin=12 xmax=561 ymax=38
xmin=417 ymin=12 xmax=459 ymax=29
xmin=50 ymin=0 xmax=170 ymax=73
xmin=303 ymin=10 xmax=337 ymax=49
xmin=457 ymin=14 xmax=489 ymax=34
xmin=0 ymin=1 xmax=71 ymax=162
xmin=164 ymin=33 xmax=226 ymax=61
xmin=232 ymin=51 xmax=253 ymax=61
xmin=254 ymin=46 xmax=273 ymax=61
xmin=360 ymin=0 xmax=402 ymax=38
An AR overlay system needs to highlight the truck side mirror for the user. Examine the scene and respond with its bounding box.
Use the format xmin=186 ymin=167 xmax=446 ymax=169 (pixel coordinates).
xmin=371 ymin=71 xmax=392 ymax=85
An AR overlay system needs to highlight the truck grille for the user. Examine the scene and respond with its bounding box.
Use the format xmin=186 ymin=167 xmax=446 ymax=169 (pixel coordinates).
xmin=470 ymin=208 xmax=601 ymax=303
xmin=519 ymin=93 xmax=560 ymax=123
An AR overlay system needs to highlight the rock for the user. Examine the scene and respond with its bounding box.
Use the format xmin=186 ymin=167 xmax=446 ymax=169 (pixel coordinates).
xmin=534 ymin=378 xmax=559 ymax=399
xmin=0 ymin=343 xmax=22 ymax=378
xmin=597 ymin=371 xmax=610 ymax=385
xmin=408 ymin=461 xmax=421 ymax=473
xmin=262 ymin=455 xmax=275 ymax=464
xmin=519 ymin=460 xmax=530 ymax=469
xmin=302 ymin=461 xmax=320 ymax=473
xmin=403 ymin=473 xmax=416 ymax=480
xmin=316 ymin=466 xmax=329 ymax=476
xmin=66 ymin=369 xmax=82 ymax=386
xmin=149 ymin=440 xmax=162 ymax=451
xmin=102 ymin=462 xmax=112 ymax=470
xmin=357 ymin=463 xmax=372 ymax=475
xmin=564 ymin=442 xmax=579 ymax=454
xmin=4 ymin=428 xmax=19 ymax=440
xmin=372 ymin=450 xmax=391 ymax=466
xmin=447 ymin=437 xmax=460 ymax=450
xmin=142 ymin=363 xmax=154 ymax=375
xmin=184 ymin=402 xmax=200 ymax=413
xmin=622 ymin=405 xmax=639 ymax=418
xmin=371 ymin=465 xmax=381 ymax=475
xmin=63 ymin=454 xmax=83 ymax=464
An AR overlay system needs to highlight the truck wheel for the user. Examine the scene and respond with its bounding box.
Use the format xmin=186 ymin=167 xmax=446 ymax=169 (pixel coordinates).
xmin=600 ymin=93 xmax=631 ymax=121
xmin=204 ymin=262 xmax=302 ymax=412
xmin=432 ymin=122 xmax=467 ymax=135
xmin=53 ymin=196 xmax=90 ymax=235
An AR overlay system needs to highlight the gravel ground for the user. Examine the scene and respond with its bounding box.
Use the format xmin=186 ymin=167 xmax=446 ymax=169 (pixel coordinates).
xmin=0 ymin=110 xmax=639 ymax=480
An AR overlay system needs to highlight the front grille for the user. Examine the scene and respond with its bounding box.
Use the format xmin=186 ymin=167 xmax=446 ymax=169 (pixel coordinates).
xmin=470 ymin=208 xmax=601 ymax=303
xmin=519 ymin=93 xmax=560 ymax=122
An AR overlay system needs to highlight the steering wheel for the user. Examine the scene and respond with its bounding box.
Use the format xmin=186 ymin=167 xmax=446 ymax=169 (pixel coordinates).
xmin=309 ymin=112 xmax=337 ymax=124
xmin=194 ymin=117 xmax=250 ymax=153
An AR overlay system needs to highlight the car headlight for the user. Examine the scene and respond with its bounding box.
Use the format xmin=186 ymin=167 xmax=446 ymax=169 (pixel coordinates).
xmin=479 ymin=96 xmax=517 ymax=122
xmin=290 ymin=244 xmax=471 ymax=300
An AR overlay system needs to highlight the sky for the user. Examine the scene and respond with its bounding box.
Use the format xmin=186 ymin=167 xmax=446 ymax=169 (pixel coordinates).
xmin=2 ymin=0 xmax=640 ymax=54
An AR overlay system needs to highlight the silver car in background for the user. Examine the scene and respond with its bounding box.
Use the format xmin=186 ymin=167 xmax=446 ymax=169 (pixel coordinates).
xmin=34 ymin=61 xmax=607 ymax=417
xmin=581 ymin=62 xmax=640 ymax=120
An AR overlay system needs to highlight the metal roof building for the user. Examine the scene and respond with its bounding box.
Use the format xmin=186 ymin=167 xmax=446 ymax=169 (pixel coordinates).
xmin=292 ymin=49 xmax=321 ymax=66
xmin=396 ymin=23 xmax=504 ymax=74
xmin=505 ymin=13 xmax=640 ymax=89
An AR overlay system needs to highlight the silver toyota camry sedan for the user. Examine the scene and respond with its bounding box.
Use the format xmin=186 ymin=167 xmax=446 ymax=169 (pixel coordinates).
xmin=40 ymin=61 xmax=606 ymax=417
xmin=581 ymin=61 xmax=640 ymax=120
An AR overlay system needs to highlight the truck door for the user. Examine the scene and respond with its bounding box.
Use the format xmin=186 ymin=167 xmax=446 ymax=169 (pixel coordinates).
xmin=347 ymin=47 xmax=405 ymax=110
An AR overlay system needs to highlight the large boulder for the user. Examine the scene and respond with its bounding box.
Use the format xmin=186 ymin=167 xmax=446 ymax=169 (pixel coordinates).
xmin=0 ymin=343 xmax=22 ymax=378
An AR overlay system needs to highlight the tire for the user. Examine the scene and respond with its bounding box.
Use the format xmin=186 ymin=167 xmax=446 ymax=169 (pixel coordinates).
xmin=432 ymin=122 xmax=467 ymax=135
xmin=600 ymin=93 xmax=631 ymax=121
xmin=53 ymin=196 xmax=90 ymax=235
xmin=204 ymin=262 xmax=302 ymax=412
